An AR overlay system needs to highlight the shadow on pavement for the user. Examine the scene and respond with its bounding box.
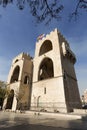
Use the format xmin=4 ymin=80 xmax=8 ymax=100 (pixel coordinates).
xmin=0 ymin=124 xmax=73 ymax=130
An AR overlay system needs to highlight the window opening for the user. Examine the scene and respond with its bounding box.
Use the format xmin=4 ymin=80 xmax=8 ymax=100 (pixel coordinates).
xmin=10 ymin=66 xmax=20 ymax=83
xmin=39 ymin=40 xmax=52 ymax=56
xmin=24 ymin=76 xmax=29 ymax=84
xmin=44 ymin=87 xmax=46 ymax=94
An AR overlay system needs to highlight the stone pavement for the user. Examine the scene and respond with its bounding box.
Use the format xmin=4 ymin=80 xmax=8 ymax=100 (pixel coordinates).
xmin=0 ymin=110 xmax=87 ymax=130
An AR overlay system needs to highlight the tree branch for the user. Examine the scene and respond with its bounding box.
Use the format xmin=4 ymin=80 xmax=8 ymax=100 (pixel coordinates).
xmin=70 ymin=0 xmax=87 ymax=20
xmin=0 ymin=0 xmax=87 ymax=24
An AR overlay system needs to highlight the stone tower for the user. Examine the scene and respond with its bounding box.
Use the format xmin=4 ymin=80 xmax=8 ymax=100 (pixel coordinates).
xmin=3 ymin=53 xmax=33 ymax=111
xmin=30 ymin=29 xmax=81 ymax=113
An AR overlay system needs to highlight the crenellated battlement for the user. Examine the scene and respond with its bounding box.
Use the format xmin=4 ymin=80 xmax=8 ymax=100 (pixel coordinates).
xmin=36 ymin=28 xmax=58 ymax=44
xmin=36 ymin=28 xmax=70 ymax=48
xmin=3 ymin=28 xmax=81 ymax=113
xmin=12 ymin=52 xmax=32 ymax=64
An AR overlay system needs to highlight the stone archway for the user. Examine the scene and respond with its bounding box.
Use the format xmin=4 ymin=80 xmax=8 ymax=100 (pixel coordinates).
xmin=38 ymin=58 xmax=54 ymax=81
xmin=6 ymin=89 xmax=14 ymax=109
xmin=10 ymin=65 xmax=20 ymax=83
xmin=39 ymin=40 xmax=53 ymax=56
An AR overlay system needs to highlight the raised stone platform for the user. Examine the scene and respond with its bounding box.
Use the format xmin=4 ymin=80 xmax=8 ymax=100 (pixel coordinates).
xmin=25 ymin=110 xmax=84 ymax=120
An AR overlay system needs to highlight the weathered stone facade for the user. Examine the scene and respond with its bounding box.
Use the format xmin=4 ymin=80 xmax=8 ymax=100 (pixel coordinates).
xmin=3 ymin=28 xmax=81 ymax=113
xmin=3 ymin=53 xmax=33 ymax=111
xmin=31 ymin=29 xmax=81 ymax=113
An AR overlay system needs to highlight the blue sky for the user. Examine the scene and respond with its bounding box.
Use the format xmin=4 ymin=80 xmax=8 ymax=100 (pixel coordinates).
xmin=0 ymin=1 xmax=87 ymax=96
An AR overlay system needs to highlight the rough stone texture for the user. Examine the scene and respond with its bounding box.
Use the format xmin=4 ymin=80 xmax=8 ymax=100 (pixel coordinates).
xmin=3 ymin=53 xmax=33 ymax=111
xmin=3 ymin=29 xmax=81 ymax=113
xmin=30 ymin=28 xmax=81 ymax=113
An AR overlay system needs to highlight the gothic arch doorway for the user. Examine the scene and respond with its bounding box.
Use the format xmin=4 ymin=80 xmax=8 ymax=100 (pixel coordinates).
xmin=6 ymin=89 xmax=14 ymax=109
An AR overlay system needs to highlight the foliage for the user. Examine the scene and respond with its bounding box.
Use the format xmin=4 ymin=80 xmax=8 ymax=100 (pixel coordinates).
xmin=15 ymin=87 xmax=25 ymax=110
xmin=28 ymin=0 xmax=64 ymax=24
xmin=0 ymin=80 xmax=6 ymax=88
xmin=0 ymin=80 xmax=6 ymax=108
xmin=0 ymin=0 xmax=87 ymax=24
xmin=70 ymin=0 xmax=87 ymax=20
xmin=0 ymin=87 xmax=6 ymax=100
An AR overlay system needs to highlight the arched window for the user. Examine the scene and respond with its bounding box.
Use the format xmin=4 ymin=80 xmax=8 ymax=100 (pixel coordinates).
xmin=39 ymin=40 xmax=52 ymax=56
xmin=15 ymin=59 xmax=19 ymax=63
xmin=38 ymin=58 xmax=54 ymax=81
xmin=24 ymin=76 xmax=29 ymax=84
xmin=10 ymin=66 xmax=20 ymax=83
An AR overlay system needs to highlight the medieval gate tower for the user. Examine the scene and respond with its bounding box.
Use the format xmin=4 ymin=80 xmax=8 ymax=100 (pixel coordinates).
xmin=3 ymin=28 xmax=81 ymax=113
xmin=30 ymin=28 xmax=81 ymax=113
xmin=3 ymin=53 xmax=33 ymax=111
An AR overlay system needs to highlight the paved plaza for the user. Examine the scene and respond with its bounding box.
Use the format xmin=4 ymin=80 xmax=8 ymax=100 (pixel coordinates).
xmin=0 ymin=111 xmax=87 ymax=130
